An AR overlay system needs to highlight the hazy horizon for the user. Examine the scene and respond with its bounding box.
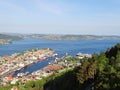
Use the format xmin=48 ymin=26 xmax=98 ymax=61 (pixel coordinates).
xmin=1 ymin=32 xmax=120 ymax=36
xmin=0 ymin=0 xmax=120 ymax=35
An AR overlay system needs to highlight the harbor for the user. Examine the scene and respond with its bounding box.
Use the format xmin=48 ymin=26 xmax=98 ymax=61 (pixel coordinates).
xmin=0 ymin=47 xmax=92 ymax=86
xmin=0 ymin=48 xmax=93 ymax=87
xmin=0 ymin=48 xmax=55 ymax=86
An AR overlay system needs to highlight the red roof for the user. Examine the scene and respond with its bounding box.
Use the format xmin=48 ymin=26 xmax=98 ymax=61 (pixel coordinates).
xmin=44 ymin=64 xmax=63 ymax=71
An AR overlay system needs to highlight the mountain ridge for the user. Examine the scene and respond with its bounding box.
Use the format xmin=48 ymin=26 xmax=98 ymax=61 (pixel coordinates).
xmin=26 ymin=34 xmax=120 ymax=40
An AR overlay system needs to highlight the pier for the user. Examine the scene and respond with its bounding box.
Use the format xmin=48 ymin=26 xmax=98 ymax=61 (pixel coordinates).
xmin=0 ymin=48 xmax=54 ymax=85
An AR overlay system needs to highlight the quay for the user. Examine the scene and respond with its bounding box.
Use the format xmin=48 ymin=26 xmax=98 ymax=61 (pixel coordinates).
xmin=0 ymin=48 xmax=54 ymax=85
xmin=0 ymin=50 xmax=92 ymax=87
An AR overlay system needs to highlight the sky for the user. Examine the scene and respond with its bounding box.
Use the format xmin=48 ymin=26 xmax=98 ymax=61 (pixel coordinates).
xmin=0 ymin=0 xmax=120 ymax=35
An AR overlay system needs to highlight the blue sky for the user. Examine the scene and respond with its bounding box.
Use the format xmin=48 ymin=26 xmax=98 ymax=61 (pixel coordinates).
xmin=0 ymin=0 xmax=120 ymax=35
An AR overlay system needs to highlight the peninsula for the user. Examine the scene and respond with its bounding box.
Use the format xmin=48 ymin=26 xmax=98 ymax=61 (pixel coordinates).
xmin=0 ymin=34 xmax=22 ymax=45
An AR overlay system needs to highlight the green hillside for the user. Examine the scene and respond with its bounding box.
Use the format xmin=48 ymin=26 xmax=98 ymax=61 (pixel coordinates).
xmin=43 ymin=43 xmax=120 ymax=90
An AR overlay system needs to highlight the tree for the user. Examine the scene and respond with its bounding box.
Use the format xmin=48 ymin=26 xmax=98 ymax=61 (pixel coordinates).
xmin=77 ymin=58 xmax=90 ymax=84
xmin=97 ymin=52 xmax=108 ymax=73
xmin=115 ymin=51 xmax=120 ymax=71
xmin=24 ymin=81 xmax=35 ymax=88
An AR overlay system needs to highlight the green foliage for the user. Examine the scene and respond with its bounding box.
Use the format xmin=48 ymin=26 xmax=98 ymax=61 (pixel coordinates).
xmin=0 ymin=86 xmax=13 ymax=90
xmin=41 ymin=43 xmax=120 ymax=90
xmin=65 ymin=57 xmax=80 ymax=63
xmin=106 ymin=43 xmax=120 ymax=58
xmin=97 ymin=52 xmax=108 ymax=73
xmin=24 ymin=81 xmax=35 ymax=88
xmin=115 ymin=51 xmax=120 ymax=70
xmin=76 ymin=43 xmax=120 ymax=90
xmin=77 ymin=58 xmax=90 ymax=84
xmin=44 ymin=68 xmax=80 ymax=90
xmin=42 ymin=48 xmax=53 ymax=51
xmin=95 ymin=44 xmax=120 ymax=90
xmin=15 ymin=52 xmax=26 ymax=57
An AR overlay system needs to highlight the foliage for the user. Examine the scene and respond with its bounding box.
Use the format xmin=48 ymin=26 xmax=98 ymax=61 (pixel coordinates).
xmin=44 ymin=68 xmax=80 ymax=90
xmin=76 ymin=43 xmax=120 ymax=90
xmin=65 ymin=57 xmax=80 ymax=63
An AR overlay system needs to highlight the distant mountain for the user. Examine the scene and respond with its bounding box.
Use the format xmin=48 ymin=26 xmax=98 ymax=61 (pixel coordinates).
xmin=27 ymin=34 xmax=120 ymax=40
xmin=1 ymin=33 xmax=120 ymax=41
xmin=0 ymin=34 xmax=23 ymax=40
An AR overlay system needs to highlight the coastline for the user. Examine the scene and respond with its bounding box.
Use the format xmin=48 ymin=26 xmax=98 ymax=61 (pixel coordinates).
xmin=0 ymin=50 xmax=91 ymax=87
xmin=0 ymin=39 xmax=12 ymax=45
xmin=0 ymin=48 xmax=55 ymax=86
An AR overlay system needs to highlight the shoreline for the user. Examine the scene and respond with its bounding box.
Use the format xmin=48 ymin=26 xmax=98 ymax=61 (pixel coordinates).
xmin=0 ymin=50 xmax=92 ymax=86
xmin=0 ymin=48 xmax=55 ymax=86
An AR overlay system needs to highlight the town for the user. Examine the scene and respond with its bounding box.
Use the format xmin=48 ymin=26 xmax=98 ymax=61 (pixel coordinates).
xmin=0 ymin=48 xmax=54 ymax=85
xmin=0 ymin=48 xmax=92 ymax=90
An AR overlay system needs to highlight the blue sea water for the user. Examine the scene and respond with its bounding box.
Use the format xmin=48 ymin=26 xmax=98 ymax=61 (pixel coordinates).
xmin=0 ymin=38 xmax=120 ymax=75
xmin=0 ymin=38 xmax=119 ymax=56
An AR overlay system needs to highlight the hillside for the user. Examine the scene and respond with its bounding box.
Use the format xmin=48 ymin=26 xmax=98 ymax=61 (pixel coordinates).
xmin=0 ymin=34 xmax=22 ymax=45
xmin=27 ymin=34 xmax=120 ymax=40
xmin=1 ymin=33 xmax=120 ymax=41
xmin=44 ymin=43 xmax=120 ymax=90
xmin=0 ymin=34 xmax=22 ymax=40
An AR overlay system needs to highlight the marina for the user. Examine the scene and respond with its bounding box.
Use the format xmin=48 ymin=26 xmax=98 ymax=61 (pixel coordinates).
xmin=0 ymin=48 xmax=55 ymax=86
xmin=0 ymin=50 xmax=84 ymax=86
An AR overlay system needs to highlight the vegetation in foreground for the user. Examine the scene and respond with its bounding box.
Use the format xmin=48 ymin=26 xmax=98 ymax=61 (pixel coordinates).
xmin=44 ymin=43 xmax=120 ymax=90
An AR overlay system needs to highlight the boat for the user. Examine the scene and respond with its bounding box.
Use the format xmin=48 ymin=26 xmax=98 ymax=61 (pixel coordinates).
xmin=76 ymin=52 xmax=92 ymax=59
xmin=53 ymin=53 xmax=58 ymax=57
xmin=37 ymin=57 xmax=46 ymax=61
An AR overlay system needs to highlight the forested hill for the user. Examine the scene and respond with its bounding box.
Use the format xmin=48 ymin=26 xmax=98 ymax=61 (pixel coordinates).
xmin=27 ymin=34 xmax=120 ymax=40
xmin=0 ymin=34 xmax=22 ymax=40
xmin=1 ymin=33 xmax=120 ymax=40
xmin=44 ymin=43 xmax=120 ymax=90
xmin=106 ymin=43 xmax=120 ymax=58
xmin=0 ymin=34 xmax=22 ymax=44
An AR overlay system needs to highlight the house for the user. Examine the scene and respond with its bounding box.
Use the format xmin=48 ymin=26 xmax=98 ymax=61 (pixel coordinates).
xmin=11 ymin=86 xmax=18 ymax=90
